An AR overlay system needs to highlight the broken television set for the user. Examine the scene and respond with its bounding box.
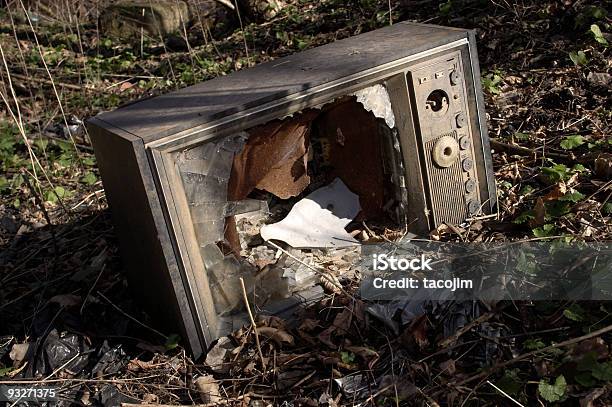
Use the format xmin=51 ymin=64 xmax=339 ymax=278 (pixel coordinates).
xmin=87 ymin=22 xmax=497 ymax=358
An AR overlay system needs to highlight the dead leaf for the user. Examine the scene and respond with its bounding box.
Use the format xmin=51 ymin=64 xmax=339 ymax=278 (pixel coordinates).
xmin=299 ymin=318 xmax=321 ymax=332
xmin=595 ymin=153 xmax=612 ymax=179
xmin=257 ymin=315 xmax=287 ymax=330
xmin=543 ymin=182 xmax=567 ymax=201
xmin=332 ymin=309 xmax=353 ymax=332
xmin=345 ymin=346 xmax=379 ymax=369
xmin=119 ymin=81 xmax=134 ymax=91
xmin=243 ymin=360 xmax=257 ymax=375
xmin=529 ymin=197 xmax=546 ymax=227
xmin=430 ymin=223 xmax=451 ymax=241
xmin=317 ymin=309 xmax=353 ymax=348
xmin=400 ymin=314 xmax=430 ymax=351
xmin=49 ymin=294 xmax=81 ymax=308
xmin=378 ymin=375 xmax=418 ymax=400
xmin=257 ymin=327 xmax=294 ymax=346
xmin=587 ymin=72 xmax=612 ymax=87
xmin=142 ymin=394 xmax=159 ymax=403
xmin=127 ymin=359 xmax=156 ymax=371
xmin=580 ymin=387 xmax=607 ymax=407
xmin=439 ymin=359 xmax=456 ymax=376
xmin=317 ymin=327 xmax=336 ymax=348
xmin=194 ymin=375 xmax=221 ymax=404
xmin=9 ymin=343 xmax=30 ymax=365
xmin=570 ymin=338 xmax=609 ymax=362
xmin=320 ymin=272 xmax=341 ymax=294
xmin=205 ymin=337 xmax=234 ymax=373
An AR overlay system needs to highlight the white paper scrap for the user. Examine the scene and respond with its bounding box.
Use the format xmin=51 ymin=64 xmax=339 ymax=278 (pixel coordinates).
xmin=260 ymin=178 xmax=361 ymax=248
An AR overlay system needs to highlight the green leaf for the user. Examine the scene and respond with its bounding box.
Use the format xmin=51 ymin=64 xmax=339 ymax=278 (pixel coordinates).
xmin=569 ymin=50 xmax=588 ymax=66
xmin=592 ymin=362 xmax=612 ymax=381
xmin=482 ymin=73 xmax=503 ymax=94
xmin=519 ymin=185 xmax=535 ymax=196
xmin=0 ymin=134 xmax=17 ymax=154
xmin=542 ymin=164 xmax=570 ymax=182
xmin=516 ymin=251 xmax=538 ymax=276
xmin=164 ymin=334 xmax=180 ymax=350
xmin=559 ymin=191 xmax=585 ymax=203
xmin=577 ymin=352 xmax=598 ymax=372
xmin=563 ymin=304 xmax=586 ymax=322
xmin=80 ymin=172 xmax=97 ymax=185
xmin=341 ymin=351 xmax=356 ymax=364
xmin=0 ymin=176 xmax=8 ymax=193
xmin=572 ymin=164 xmax=587 ymax=173
xmin=496 ymin=369 xmax=522 ymax=395
xmin=524 ymin=338 xmax=546 ymax=350
xmin=603 ymin=203 xmax=612 ymax=215
xmin=560 ymin=135 xmax=584 ymax=150
xmin=45 ymin=190 xmax=58 ymax=203
xmin=34 ymin=138 xmax=49 ymax=151
xmin=54 ymin=186 xmax=67 ymax=198
xmin=514 ymin=132 xmax=530 ymax=141
xmin=533 ymin=224 xmax=556 ymax=237
xmin=548 ymin=201 xmax=571 ymax=218
xmin=44 ymin=186 xmax=71 ymax=203
xmin=514 ymin=210 xmax=534 ymax=224
xmin=575 ymin=371 xmax=597 ymax=387
xmin=82 ymin=156 xmax=96 ymax=166
xmin=538 ymin=375 xmax=567 ymax=402
xmin=590 ymin=24 xmax=609 ymax=46
xmin=439 ymin=0 xmax=453 ymax=15
xmin=0 ymin=367 xmax=13 ymax=377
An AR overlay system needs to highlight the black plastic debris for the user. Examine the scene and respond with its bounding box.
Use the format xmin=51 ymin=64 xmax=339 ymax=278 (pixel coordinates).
xmin=43 ymin=329 xmax=91 ymax=375
xmin=23 ymin=329 xmax=91 ymax=377
xmin=95 ymin=384 xmax=139 ymax=407
xmin=91 ymin=341 xmax=128 ymax=378
xmin=333 ymin=373 xmax=370 ymax=398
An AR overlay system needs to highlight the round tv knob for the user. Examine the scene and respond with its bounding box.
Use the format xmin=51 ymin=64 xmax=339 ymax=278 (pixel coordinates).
xmin=465 ymin=179 xmax=476 ymax=193
xmin=432 ymin=136 xmax=459 ymax=168
xmin=450 ymin=70 xmax=460 ymax=85
xmin=459 ymin=135 xmax=471 ymax=150
xmin=462 ymin=157 xmax=473 ymax=171
xmin=467 ymin=200 xmax=480 ymax=215
xmin=456 ymin=113 xmax=467 ymax=128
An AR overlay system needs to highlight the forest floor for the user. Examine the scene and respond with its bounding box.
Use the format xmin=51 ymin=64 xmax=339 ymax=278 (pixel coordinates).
xmin=0 ymin=0 xmax=611 ymax=405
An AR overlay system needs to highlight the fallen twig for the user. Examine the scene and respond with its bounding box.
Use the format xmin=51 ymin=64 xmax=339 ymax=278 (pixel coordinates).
xmin=239 ymin=277 xmax=266 ymax=371
xmin=490 ymin=138 xmax=569 ymax=160
xmin=487 ymin=380 xmax=525 ymax=407
xmin=454 ymin=322 xmax=612 ymax=387
xmin=437 ymin=312 xmax=496 ymax=348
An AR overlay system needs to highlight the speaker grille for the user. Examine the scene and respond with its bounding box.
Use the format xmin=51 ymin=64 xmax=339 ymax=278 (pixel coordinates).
xmin=424 ymin=131 xmax=467 ymax=226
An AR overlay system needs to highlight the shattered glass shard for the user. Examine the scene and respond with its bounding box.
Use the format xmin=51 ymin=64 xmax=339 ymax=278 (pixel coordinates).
xmin=353 ymin=84 xmax=396 ymax=128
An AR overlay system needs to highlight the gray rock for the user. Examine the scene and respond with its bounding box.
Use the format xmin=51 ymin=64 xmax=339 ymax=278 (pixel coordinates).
xmin=100 ymin=1 xmax=191 ymax=39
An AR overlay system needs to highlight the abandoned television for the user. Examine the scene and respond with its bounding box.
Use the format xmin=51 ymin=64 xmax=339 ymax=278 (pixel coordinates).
xmin=87 ymin=22 xmax=497 ymax=358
